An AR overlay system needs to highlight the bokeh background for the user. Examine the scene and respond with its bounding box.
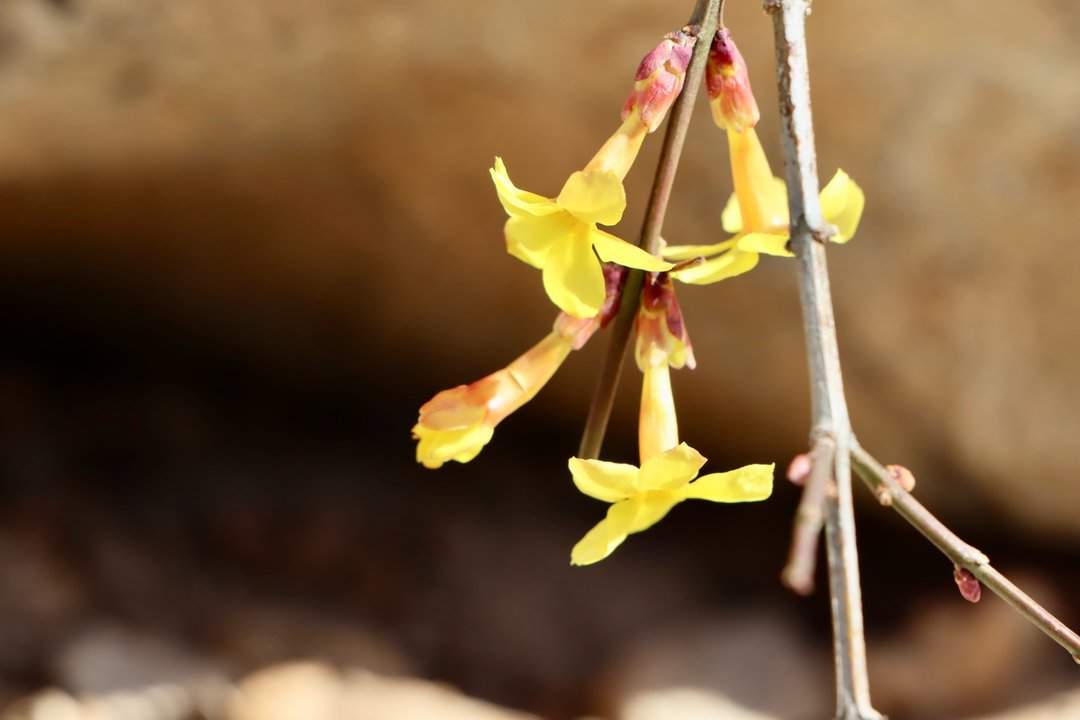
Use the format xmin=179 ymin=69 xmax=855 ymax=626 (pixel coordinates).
xmin=0 ymin=0 xmax=1078 ymax=718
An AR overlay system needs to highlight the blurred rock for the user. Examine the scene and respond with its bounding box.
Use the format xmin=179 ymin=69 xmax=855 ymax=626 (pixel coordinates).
xmin=228 ymin=662 xmax=539 ymax=720
xmin=602 ymin=611 xmax=830 ymax=720
xmin=869 ymin=575 xmax=1076 ymax=718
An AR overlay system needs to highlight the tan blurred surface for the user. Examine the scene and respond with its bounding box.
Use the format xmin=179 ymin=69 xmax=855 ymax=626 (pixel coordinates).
xmin=2 ymin=0 xmax=1078 ymax=535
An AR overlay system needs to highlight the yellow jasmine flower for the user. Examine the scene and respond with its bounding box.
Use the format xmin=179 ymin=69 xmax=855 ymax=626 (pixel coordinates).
xmin=569 ymin=444 xmax=774 ymax=565
xmin=664 ymin=29 xmax=865 ymax=285
xmin=491 ymin=158 xmax=671 ymax=318
xmin=414 ymin=301 xmax=612 ymax=469
xmin=489 ymin=31 xmax=696 ymax=318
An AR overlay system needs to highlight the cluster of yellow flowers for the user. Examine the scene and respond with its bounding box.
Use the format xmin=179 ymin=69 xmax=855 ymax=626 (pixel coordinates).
xmin=413 ymin=25 xmax=864 ymax=565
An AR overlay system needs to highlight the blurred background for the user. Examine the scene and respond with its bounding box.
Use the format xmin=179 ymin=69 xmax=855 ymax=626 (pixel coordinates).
xmin=0 ymin=0 xmax=1078 ymax=718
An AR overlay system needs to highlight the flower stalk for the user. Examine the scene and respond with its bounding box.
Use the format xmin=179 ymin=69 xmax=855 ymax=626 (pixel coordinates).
xmin=578 ymin=0 xmax=724 ymax=460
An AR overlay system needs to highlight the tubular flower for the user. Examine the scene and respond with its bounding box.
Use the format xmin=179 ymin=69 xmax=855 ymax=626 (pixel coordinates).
xmin=568 ymin=274 xmax=773 ymax=566
xmin=664 ymin=29 xmax=865 ymax=285
xmin=414 ymin=268 xmax=625 ymax=469
xmin=490 ymin=31 xmax=695 ymax=318
xmin=635 ymin=274 xmax=694 ymax=461
xmin=569 ymin=444 xmax=774 ymax=565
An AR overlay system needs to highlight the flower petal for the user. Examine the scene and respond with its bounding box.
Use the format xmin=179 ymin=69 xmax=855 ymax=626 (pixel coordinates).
xmin=542 ymin=229 xmax=606 ymax=318
xmin=490 ymin=157 xmax=561 ymax=218
xmin=592 ymin=228 xmax=673 ymax=272
xmin=413 ymin=423 xmax=495 ymax=469
xmin=661 ymin=238 xmax=737 ymax=261
xmin=819 ymin=169 xmax=865 ymax=243
xmin=720 ymin=191 xmax=744 ymax=234
xmin=640 ymin=442 xmax=707 ymax=490
xmin=569 ymin=457 xmax=638 ymax=502
xmin=735 ymin=232 xmax=794 ymax=257
xmin=505 ymin=212 xmax=573 ymax=269
xmin=671 ymin=249 xmax=759 ymax=285
xmin=618 ymin=492 xmax=681 ymax=533
xmin=681 ymin=463 xmax=775 ymax=502
xmin=557 ymin=170 xmax=626 ymax=226
xmin=571 ymin=500 xmax=637 ymax=566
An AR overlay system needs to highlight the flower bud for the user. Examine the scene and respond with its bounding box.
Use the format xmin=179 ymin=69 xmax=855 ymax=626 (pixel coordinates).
xmin=706 ymin=28 xmax=759 ymax=133
xmin=953 ymin=566 xmax=982 ymax=603
xmin=623 ymin=29 xmax=696 ymax=133
xmin=635 ymin=274 xmax=695 ymax=371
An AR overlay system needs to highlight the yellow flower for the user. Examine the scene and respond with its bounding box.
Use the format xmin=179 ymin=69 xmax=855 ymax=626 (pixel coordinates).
xmin=491 ymin=157 xmax=671 ymax=318
xmin=414 ymin=326 xmax=575 ymax=469
xmin=664 ymin=128 xmax=865 ymax=284
xmin=569 ymin=444 xmax=774 ymax=565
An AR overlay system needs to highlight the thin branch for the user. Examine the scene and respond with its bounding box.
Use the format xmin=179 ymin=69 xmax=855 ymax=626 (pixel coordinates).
xmin=850 ymin=443 xmax=1080 ymax=663
xmin=577 ymin=0 xmax=723 ymax=460
xmin=765 ymin=1 xmax=882 ymax=717
xmin=782 ymin=437 xmax=832 ymax=595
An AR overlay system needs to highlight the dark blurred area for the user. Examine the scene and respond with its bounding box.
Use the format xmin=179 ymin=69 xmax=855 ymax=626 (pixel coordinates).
xmin=0 ymin=1 xmax=1078 ymax=718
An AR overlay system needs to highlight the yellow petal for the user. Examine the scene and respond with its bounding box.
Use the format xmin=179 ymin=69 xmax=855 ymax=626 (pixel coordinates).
xmin=568 ymin=457 xmax=638 ymax=502
xmin=819 ymin=169 xmax=865 ymax=243
xmin=591 ymin=228 xmax=673 ymax=272
xmin=681 ymin=463 xmax=775 ymax=502
xmin=505 ymin=212 xmax=573 ymax=269
xmin=571 ymin=502 xmax=634 ymax=566
xmin=640 ymin=442 xmax=707 ymax=491
xmin=671 ymin=249 xmax=759 ymax=285
xmin=556 ymin=170 xmax=626 ymax=226
xmin=661 ymin=238 xmax=737 ymax=261
xmin=618 ymin=492 xmax=681 ymax=533
xmin=542 ymin=229 xmax=606 ymax=318
xmin=413 ymin=423 xmax=495 ymax=469
xmin=735 ymin=232 xmax=794 ymax=257
xmin=720 ymin=191 xmax=744 ymax=234
xmin=490 ymin=157 xmax=561 ymax=218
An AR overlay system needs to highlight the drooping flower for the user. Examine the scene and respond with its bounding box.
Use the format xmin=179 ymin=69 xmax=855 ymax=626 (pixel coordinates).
xmin=664 ymin=29 xmax=865 ymax=285
xmin=568 ymin=274 xmax=773 ymax=566
xmin=491 ymin=31 xmax=696 ymax=318
xmin=569 ymin=444 xmax=774 ymax=565
xmin=414 ymin=267 xmax=625 ymax=469
xmin=491 ymin=159 xmax=671 ymax=318
xmin=635 ymin=274 xmax=694 ymax=460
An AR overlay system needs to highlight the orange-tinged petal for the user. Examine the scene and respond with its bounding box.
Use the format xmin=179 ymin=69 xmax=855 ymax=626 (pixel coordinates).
xmin=413 ymin=423 xmax=495 ymax=469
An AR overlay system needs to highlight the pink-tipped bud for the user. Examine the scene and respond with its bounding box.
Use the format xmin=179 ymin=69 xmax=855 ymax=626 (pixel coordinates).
xmin=787 ymin=453 xmax=812 ymax=486
xmin=635 ymin=274 xmax=695 ymax=370
xmin=887 ymin=464 xmax=917 ymax=492
xmin=706 ymin=29 xmax=759 ymax=133
xmin=622 ymin=29 xmax=696 ymax=133
xmin=953 ymin=566 xmax=982 ymax=603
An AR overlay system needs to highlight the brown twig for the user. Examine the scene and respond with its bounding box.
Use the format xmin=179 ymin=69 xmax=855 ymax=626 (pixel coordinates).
xmin=577 ymin=0 xmax=723 ymax=459
xmin=765 ymin=1 xmax=882 ymax=717
xmin=850 ymin=444 xmax=1080 ymax=662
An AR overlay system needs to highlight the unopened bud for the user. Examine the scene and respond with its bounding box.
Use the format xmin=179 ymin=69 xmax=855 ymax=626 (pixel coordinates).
xmin=887 ymin=464 xmax=917 ymax=492
xmin=623 ymin=29 xmax=696 ymax=133
xmin=953 ymin=566 xmax=982 ymax=603
xmin=706 ymin=28 xmax=759 ymax=133
xmin=787 ymin=453 xmax=812 ymax=486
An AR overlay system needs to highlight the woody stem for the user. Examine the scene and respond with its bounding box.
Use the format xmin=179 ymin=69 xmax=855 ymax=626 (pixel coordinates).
xmin=578 ymin=0 xmax=723 ymax=459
